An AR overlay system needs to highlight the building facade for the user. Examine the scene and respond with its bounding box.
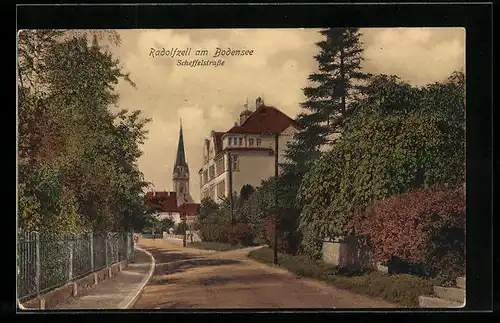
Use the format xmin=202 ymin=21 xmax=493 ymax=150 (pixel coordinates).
xmin=145 ymin=122 xmax=200 ymax=225
xmin=199 ymin=97 xmax=301 ymax=203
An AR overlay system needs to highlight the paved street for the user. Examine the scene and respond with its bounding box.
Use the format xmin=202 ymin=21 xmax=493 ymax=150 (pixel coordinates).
xmin=134 ymin=239 xmax=398 ymax=309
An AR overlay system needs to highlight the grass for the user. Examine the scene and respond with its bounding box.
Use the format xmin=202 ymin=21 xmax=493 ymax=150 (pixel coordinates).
xmin=248 ymin=247 xmax=435 ymax=308
xmin=187 ymin=241 xmax=248 ymax=251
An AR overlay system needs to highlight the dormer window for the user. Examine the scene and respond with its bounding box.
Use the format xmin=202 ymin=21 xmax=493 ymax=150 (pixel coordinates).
xmin=228 ymin=138 xmax=232 ymax=146
xmin=256 ymin=138 xmax=262 ymax=146
xmin=239 ymin=138 xmax=243 ymax=146
xmin=248 ymin=138 xmax=254 ymax=146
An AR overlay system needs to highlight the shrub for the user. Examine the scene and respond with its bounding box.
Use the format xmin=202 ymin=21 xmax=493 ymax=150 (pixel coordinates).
xmin=364 ymin=185 xmax=465 ymax=285
xmin=225 ymin=223 xmax=254 ymax=246
xmin=263 ymin=217 xmax=301 ymax=255
xmin=173 ymin=222 xmax=187 ymax=235
xmin=200 ymin=223 xmax=228 ymax=243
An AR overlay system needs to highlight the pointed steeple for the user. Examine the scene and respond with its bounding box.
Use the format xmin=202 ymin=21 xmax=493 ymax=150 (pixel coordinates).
xmin=174 ymin=120 xmax=188 ymax=169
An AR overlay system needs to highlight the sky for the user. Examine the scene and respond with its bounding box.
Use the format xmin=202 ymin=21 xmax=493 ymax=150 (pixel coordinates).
xmin=106 ymin=28 xmax=465 ymax=203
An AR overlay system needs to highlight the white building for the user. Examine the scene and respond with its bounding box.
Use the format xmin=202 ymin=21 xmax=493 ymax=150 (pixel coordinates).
xmin=199 ymin=97 xmax=301 ymax=203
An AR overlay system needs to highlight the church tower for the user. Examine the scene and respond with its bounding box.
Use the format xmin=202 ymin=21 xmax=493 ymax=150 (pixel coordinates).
xmin=173 ymin=121 xmax=192 ymax=206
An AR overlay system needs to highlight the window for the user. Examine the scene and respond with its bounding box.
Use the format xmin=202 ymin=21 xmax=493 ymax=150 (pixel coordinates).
xmin=228 ymin=138 xmax=232 ymax=146
xmin=217 ymin=180 xmax=226 ymax=198
xmin=203 ymin=170 xmax=208 ymax=183
xmin=239 ymin=138 xmax=243 ymax=146
xmin=180 ymin=186 xmax=184 ymax=193
xmin=248 ymin=138 xmax=254 ymax=146
xmin=256 ymin=138 xmax=261 ymax=146
xmin=232 ymin=155 xmax=239 ymax=171
xmin=216 ymin=158 xmax=224 ymax=176
xmin=209 ymin=165 xmax=215 ymax=180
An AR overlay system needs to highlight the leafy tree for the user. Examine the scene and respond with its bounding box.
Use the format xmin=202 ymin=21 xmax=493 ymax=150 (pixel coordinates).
xmin=238 ymin=176 xmax=302 ymax=253
xmin=17 ymin=31 xmax=150 ymax=234
xmin=297 ymin=72 xmax=465 ymax=258
xmin=239 ymin=184 xmax=255 ymax=207
xmin=174 ymin=221 xmax=188 ymax=235
xmin=199 ymin=197 xmax=219 ymax=221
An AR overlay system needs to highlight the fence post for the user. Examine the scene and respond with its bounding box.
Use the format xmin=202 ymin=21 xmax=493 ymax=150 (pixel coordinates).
xmin=89 ymin=231 xmax=94 ymax=272
xmin=105 ymin=233 xmax=109 ymax=266
xmin=68 ymin=240 xmax=73 ymax=281
xmin=35 ymin=232 xmax=40 ymax=297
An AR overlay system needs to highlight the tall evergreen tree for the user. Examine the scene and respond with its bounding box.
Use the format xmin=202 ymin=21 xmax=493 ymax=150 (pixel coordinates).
xmin=283 ymin=28 xmax=370 ymax=178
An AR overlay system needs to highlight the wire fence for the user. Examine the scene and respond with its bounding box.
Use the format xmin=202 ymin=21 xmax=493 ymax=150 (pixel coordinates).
xmin=17 ymin=231 xmax=134 ymax=302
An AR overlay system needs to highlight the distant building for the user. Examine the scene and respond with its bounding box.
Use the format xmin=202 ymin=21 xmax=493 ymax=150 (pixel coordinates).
xmin=145 ymin=122 xmax=200 ymax=225
xmin=199 ymin=97 xmax=302 ymax=203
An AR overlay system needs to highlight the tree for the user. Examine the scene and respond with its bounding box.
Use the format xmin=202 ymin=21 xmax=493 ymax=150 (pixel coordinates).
xmin=297 ymin=72 xmax=465 ymax=258
xmin=239 ymin=184 xmax=255 ymax=207
xmin=199 ymin=197 xmax=219 ymax=221
xmin=283 ymin=28 xmax=370 ymax=179
xmin=17 ymin=31 xmax=150 ymax=234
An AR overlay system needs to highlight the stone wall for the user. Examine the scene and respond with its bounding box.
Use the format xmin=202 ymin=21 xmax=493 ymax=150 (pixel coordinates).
xmin=322 ymin=236 xmax=374 ymax=272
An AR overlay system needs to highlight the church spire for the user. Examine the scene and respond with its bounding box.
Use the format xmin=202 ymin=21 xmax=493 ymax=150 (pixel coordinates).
xmin=174 ymin=120 xmax=188 ymax=169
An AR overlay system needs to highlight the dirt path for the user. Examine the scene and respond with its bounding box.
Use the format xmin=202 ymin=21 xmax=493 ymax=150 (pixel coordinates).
xmin=134 ymin=239 xmax=398 ymax=309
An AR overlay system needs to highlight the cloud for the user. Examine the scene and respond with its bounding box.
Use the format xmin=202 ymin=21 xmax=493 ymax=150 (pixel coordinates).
xmin=362 ymin=28 xmax=465 ymax=86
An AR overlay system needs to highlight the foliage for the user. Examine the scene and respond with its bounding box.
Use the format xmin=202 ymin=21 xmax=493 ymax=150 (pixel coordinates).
xmin=283 ymin=28 xmax=370 ymax=178
xmin=17 ymin=30 xmax=150 ymax=234
xmin=174 ymin=221 xmax=188 ymax=235
xmin=297 ymin=72 xmax=465 ymax=258
xmin=327 ymin=272 xmax=434 ymax=308
xmin=225 ymin=222 xmax=254 ymax=246
xmin=239 ymin=184 xmax=255 ymax=207
xmin=248 ymin=248 xmax=434 ymax=307
xmin=143 ymin=214 xmax=174 ymax=234
xmin=200 ymin=223 xmax=229 ymax=243
xmin=363 ymin=185 xmax=465 ymax=286
xmin=238 ymin=176 xmax=302 ymax=252
xmin=198 ymin=197 xmax=231 ymax=243
xmin=199 ymin=197 xmax=220 ymax=221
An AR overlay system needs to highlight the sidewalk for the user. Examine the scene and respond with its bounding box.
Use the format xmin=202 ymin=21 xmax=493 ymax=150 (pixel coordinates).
xmin=52 ymin=247 xmax=154 ymax=310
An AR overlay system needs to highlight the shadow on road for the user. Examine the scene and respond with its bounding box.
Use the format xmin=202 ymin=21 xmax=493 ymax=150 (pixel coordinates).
xmin=142 ymin=246 xmax=243 ymax=284
xmin=188 ymin=272 xmax=286 ymax=287
xmin=154 ymin=258 xmax=242 ymax=276
xmin=145 ymin=247 xmax=201 ymax=263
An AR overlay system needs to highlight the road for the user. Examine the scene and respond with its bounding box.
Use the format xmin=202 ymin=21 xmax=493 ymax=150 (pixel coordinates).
xmin=134 ymin=239 xmax=398 ymax=309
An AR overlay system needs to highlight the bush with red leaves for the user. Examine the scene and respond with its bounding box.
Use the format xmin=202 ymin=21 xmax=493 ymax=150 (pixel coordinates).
xmin=363 ymin=185 xmax=465 ymax=285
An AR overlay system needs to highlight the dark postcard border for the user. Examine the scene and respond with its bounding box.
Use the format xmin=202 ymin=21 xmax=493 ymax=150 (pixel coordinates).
xmin=13 ymin=2 xmax=493 ymax=316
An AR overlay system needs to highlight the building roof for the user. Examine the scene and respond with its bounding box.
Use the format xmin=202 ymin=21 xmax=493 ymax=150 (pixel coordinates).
xmin=226 ymin=105 xmax=301 ymax=134
xmin=145 ymin=191 xmax=179 ymax=213
xmin=178 ymin=203 xmax=200 ymax=216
